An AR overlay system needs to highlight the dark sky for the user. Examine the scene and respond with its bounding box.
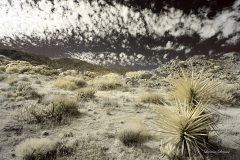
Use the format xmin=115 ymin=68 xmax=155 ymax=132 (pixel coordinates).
xmin=0 ymin=0 xmax=239 ymax=69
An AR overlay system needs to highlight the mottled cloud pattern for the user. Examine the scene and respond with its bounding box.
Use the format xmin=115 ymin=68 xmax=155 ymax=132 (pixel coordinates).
xmin=0 ymin=0 xmax=239 ymax=67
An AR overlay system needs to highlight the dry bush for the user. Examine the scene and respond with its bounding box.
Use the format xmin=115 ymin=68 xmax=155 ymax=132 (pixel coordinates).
xmin=5 ymin=75 xmax=18 ymax=85
xmin=91 ymin=73 xmax=123 ymax=90
xmin=56 ymin=138 xmax=79 ymax=156
xmin=6 ymin=61 xmax=32 ymax=73
xmin=167 ymin=67 xmax=218 ymax=104
xmin=125 ymin=70 xmax=146 ymax=78
xmin=35 ymin=80 xmax=42 ymax=84
xmin=59 ymin=70 xmax=78 ymax=76
xmin=53 ymin=76 xmax=86 ymax=90
xmin=83 ymin=71 xmax=98 ymax=78
xmin=19 ymin=76 xmax=30 ymax=82
xmin=0 ymin=74 xmax=6 ymax=81
xmin=140 ymin=92 xmax=165 ymax=105
xmin=211 ymin=83 xmax=237 ymax=106
xmin=16 ymin=82 xmax=42 ymax=100
xmin=76 ymin=88 xmax=96 ymax=100
xmin=0 ymin=66 xmax=6 ymax=72
xmin=119 ymin=119 xmax=151 ymax=147
xmin=5 ymin=61 xmax=59 ymax=76
xmin=15 ymin=95 xmax=80 ymax=123
xmin=51 ymin=95 xmax=80 ymax=115
xmin=15 ymin=138 xmax=56 ymax=160
xmin=157 ymin=100 xmax=215 ymax=159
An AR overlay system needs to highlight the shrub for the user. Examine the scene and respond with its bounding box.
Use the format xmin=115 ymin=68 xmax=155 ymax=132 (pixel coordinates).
xmin=19 ymin=76 xmax=30 ymax=82
xmin=35 ymin=80 xmax=42 ymax=84
xmin=51 ymin=95 xmax=80 ymax=116
xmin=16 ymin=82 xmax=42 ymax=100
xmin=157 ymin=100 xmax=215 ymax=159
xmin=83 ymin=71 xmax=98 ymax=78
xmin=76 ymin=88 xmax=96 ymax=100
xmin=119 ymin=119 xmax=151 ymax=147
xmin=211 ymin=83 xmax=237 ymax=106
xmin=119 ymin=129 xmax=150 ymax=147
xmin=91 ymin=73 xmax=123 ymax=90
xmin=167 ymin=67 xmax=218 ymax=104
xmin=125 ymin=70 xmax=146 ymax=78
xmin=0 ymin=66 xmax=6 ymax=72
xmin=53 ymin=76 xmax=86 ymax=90
xmin=0 ymin=74 xmax=6 ymax=81
xmin=15 ymin=95 xmax=80 ymax=123
xmin=15 ymin=138 xmax=56 ymax=160
xmin=140 ymin=93 xmax=165 ymax=105
xmin=59 ymin=70 xmax=78 ymax=76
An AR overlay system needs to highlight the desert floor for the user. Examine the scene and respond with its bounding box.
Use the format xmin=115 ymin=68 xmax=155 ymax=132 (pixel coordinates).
xmin=0 ymin=54 xmax=239 ymax=160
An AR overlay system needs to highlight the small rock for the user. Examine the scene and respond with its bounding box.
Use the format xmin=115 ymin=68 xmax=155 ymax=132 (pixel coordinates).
xmin=41 ymin=131 xmax=49 ymax=136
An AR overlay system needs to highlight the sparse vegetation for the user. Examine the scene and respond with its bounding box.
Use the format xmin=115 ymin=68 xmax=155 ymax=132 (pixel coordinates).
xmin=15 ymin=95 xmax=80 ymax=123
xmin=0 ymin=50 xmax=239 ymax=160
xmin=76 ymin=87 xmax=96 ymax=100
xmin=91 ymin=73 xmax=123 ymax=90
xmin=0 ymin=66 xmax=6 ymax=72
xmin=16 ymin=82 xmax=42 ymax=100
xmin=59 ymin=70 xmax=79 ymax=76
xmin=53 ymin=76 xmax=87 ymax=90
xmin=15 ymin=138 xmax=56 ymax=160
xmin=140 ymin=92 xmax=165 ymax=105
xmin=125 ymin=70 xmax=146 ymax=78
xmin=119 ymin=129 xmax=150 ymax=147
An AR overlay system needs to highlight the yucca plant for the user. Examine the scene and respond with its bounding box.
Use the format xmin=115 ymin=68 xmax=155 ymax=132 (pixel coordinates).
xmin=158 ymin=100 xmax=215 ymax=159
xmin=167 ymin=66 xmax=218 ymax=105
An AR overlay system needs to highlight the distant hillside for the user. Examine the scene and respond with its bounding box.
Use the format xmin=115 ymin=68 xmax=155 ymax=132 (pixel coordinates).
xmin=0 ymin=49 xmax=130 ymax=75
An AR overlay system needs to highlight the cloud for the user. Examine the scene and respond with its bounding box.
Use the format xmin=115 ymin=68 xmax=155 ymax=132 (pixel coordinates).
xmin=0 ymin=0 xmax=240 ymax=67
xmin=1 ymin=0 xmax=239 ymax=42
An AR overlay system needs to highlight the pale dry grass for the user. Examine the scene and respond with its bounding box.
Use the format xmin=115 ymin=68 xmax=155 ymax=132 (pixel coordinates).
xmin=15 ymin=138 xmax=56 ymax=160
xmin=0 ymin=66 xmax=6 ymax=72
xmin=15 ymin=95 xmax=80 ymax=123
xmin=90 ymin=73 xmax=123 ymax=90
xmin=125 ymin=70 xmax=146 ymax=78
xmin=59 ymin=70 xmax=78 ymax=76
xmin=119 ymin=118 xmax=151 ymax=147
xmin=140 ymin=92 xmax=165 ymax=105
xmin=76 ymin=87 xmax=96 ymax=100
xmin=53 ymin=76 xmax=86 ymax=90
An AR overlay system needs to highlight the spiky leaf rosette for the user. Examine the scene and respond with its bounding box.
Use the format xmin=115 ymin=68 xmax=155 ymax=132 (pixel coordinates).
xmin=158 ymin=100 xmax=215 ymax=158
xmin=167 ymin=67 xmax=218 ymax=104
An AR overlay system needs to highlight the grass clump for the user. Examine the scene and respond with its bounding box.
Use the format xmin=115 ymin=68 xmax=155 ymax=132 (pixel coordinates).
xmin=59 ymin=70 xmax=78 ymax=76
xmin=53 ymin=76 xmax=86 ymax=90
xmin=15 ymin=138 xmax=56 ymax=160
xmin=119 ymin=119 xmax=151 ymax=147
xmin=125 ymin=70 xmax=146 ymax=78
xmin=0 ymin=66 xmax=6 ymax=72
xmin=15 ymin=95 xmax=80 ymax=123
xmin=16 ymin=82 xmax=42 ymax=100
xmin=76 ymin=88 xmax=96 ymax=100
xmin=91 ymin=73 xmax=123 ymax=90
xmin=140 ymin=92 xmax=165 ymax=105
xmin=158 ymin=100 xmax=215 ymax=159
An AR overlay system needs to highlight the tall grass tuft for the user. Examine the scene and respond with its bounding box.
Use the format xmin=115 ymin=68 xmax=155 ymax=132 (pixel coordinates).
xmin=158 ymin=100 xmax=215 ymax=159
xmin=167 ymin=67 xmax=218 ymax=105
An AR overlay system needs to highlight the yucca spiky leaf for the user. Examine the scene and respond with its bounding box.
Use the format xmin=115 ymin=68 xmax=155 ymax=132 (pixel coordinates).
xmin=158 ymin=100 xmax=215 ymax=158
xmin=167 ymin=66 xmax=218 ymax=104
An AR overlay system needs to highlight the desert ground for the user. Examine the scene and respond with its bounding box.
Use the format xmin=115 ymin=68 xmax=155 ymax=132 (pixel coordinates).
xmin=0 ymin=52 xmax=239 ymax=160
